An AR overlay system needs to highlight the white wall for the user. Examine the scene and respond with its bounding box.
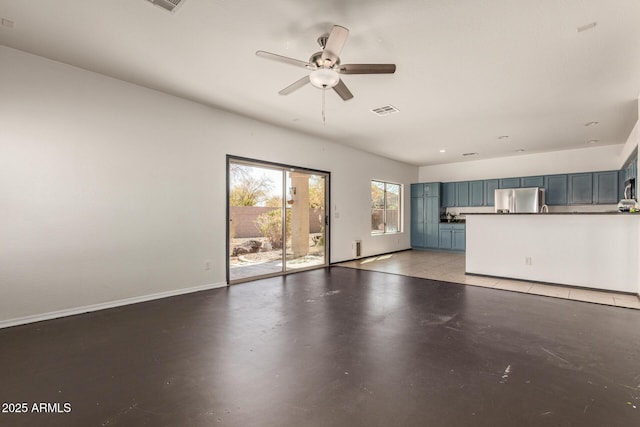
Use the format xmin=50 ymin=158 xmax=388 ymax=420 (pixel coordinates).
xmin=419 ymin=145 xmax=623 ymax=183
xmin=619 ymin=120 xmax=638 ymax=167
xmin=0 ymin=46 xmax=417 ymax=324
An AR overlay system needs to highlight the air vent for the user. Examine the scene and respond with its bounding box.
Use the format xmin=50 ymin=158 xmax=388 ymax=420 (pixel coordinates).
xmin=371 ymin=105 xmax=399 ymax=116
xmin=353 ymin=240 xmax=362 ymax=258
xmin=145 ymin=0 xmax=185 ymax=13
xmin=462 ymin=152 xmax=478 ymax=157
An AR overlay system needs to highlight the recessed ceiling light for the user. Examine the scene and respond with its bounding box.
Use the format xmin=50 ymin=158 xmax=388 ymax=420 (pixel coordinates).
xmin=439 ymin=149 xmax=446 ymax=153
xmin=516 ymin=149 xmax=526 ymax=153
xmin=587 ymin=139 xmax=598 ymax=144
xmin=577 ymin=22 xmax=597 ymax=33
xmin=498 ymin=135 xmax=509 ymax=140
xmin=584 ymin=121 xmax=599 ymax=127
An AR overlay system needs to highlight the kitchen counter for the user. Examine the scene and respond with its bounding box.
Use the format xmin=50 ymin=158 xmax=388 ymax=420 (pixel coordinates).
xmin=465 ymin=211 xmax=639 ymax=215
xmin=465 ymin=214 xmax=638 ymax=293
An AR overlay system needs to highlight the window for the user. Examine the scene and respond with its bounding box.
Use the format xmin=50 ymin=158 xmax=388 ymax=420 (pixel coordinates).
xmin=371 ymin=180 xmax=402 ymax=234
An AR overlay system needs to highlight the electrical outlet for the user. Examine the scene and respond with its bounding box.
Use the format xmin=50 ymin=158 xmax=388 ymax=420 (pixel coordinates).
xmin=204 ymin=260 xmax=211 ymax=270
xmin=525 ymin=256 xmax=532 ymax=266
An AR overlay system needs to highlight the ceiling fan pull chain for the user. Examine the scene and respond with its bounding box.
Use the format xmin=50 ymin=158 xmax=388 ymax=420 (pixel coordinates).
xmin=322 ymin=87 xmax=326 ymax=125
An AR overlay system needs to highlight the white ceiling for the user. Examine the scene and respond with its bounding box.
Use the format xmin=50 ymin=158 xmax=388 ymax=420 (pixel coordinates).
xmin=1 ymin=0 xmax=639 ymax=166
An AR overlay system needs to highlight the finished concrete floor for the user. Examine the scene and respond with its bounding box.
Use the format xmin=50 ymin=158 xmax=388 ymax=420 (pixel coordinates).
xmin=1 ymin=267 xmax=640 ymax=426
xmin=338 ymin=250 xmax=640 ymax=309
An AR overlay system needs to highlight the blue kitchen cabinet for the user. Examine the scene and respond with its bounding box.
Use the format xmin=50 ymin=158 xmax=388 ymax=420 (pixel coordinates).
xmin=544 ymin=174 xmax=568 ymax=205
xmin=438 ymin=225 xmax=452 ymax=249
xmin=568 ymin=173 xmax=593 ymax=204
xmin=455 ymin=181 xmax=469 ymax=207
xmin=439 ymin=223 xmax=465 ymax=251
xmin=425 ymin=196 xmax=440 ymax=248
xmin=593 ymin=171 xmax=618 ymax=204
xmin=453 ymin=229 xmax=466 ymax=251
xmin=411 ymin=183 xmax=441 ymax=249
xmin=469 ymin=180 xmax=484 ymax=206
xmin=499 ymin=178 xmax=520 ymax=188
xmin=521 ymin=176 xmax=544 ymax=187
xmin=424 ymin=182 xmax=441 ymax=197
xmin=442 ymin=182 xmax=456 ymax=207
xmin=410 ymin=194 xmax=425 ymax=247
xmin=411 ymin=183 xmax=424 ymax=198
xmin=484 ymin=179 xmax=499 ymax=206
xmin=619 ymin=159 xmax=638 ymax=199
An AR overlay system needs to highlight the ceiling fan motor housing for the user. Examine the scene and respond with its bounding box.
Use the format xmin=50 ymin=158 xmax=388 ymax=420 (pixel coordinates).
xmin=310 ymin=68 xmax=340 ymax=89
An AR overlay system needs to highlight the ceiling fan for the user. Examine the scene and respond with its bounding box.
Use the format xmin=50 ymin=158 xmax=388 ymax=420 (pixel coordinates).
xmin=256 ymin=25 xmax=396 ymax=101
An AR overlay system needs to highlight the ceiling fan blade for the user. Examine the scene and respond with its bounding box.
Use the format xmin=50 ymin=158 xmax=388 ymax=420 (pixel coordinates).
xmin=279 ymin=76 xmax=311 ymax=95
xmin=333 ymin=79 xmax=354 ymax=101
xmin=256 ymin=50 xmax=316 ymax=70
xmin=321 ymin=25 xmax=349 ymax=66
xmin=338 ymin=64 xmax=397 ymax=74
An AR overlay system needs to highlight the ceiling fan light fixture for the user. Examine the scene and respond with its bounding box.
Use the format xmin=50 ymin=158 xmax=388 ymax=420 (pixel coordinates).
xmin=309 ymin=68 xmax=340 ymax=89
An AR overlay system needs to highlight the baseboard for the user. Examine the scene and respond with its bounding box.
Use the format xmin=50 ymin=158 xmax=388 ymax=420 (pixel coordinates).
xmin=331 ymin=248 xmax=412 ymax=265
xmin=0 ymin=281 xmax=228 ymax=330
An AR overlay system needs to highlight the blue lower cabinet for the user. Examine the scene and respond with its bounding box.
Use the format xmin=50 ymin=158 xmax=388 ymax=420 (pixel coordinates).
xmin=439 ymin=223 xmax=465 ymax=251
xmin=452 ymin=229 xmax=466 ymax=251
xmin=439 ymin=227 xmax=453 ymax=249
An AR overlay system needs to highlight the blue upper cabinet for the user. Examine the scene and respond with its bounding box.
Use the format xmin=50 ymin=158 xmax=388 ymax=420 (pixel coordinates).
xmin=593 ymin=171 xmax=618 ymax=204
xmin=484 ymin=179 xmax=499 ymax=206
xmin=411 ymin=183 xmax=424 ymax=198
xmin=544 ymin=174 xmax=568 ymax=205
xmin=568 ymin=173 xmax=593 ymax=204
xmin=455 ymin=182 xmax=469 ymax=207
xmin=469 ymin=181 xmax=484 ymax=206
xmin=499 ymin=178 xmax=520 ymax=188
xmin=424 ymin=182 xmax=441 ymax=197
xmin=521 ymin=176 xmax=544 ymax=187
xmin=442 ymin=182 xmax=456 ymax=207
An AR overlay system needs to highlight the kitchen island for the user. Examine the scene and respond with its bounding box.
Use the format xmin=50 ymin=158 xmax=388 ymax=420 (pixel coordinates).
xmin=465 ymin=213 xmax=638 ymax=293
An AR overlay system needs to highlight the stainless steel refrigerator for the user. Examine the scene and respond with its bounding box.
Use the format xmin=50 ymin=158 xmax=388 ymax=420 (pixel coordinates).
xmin=494 ymin=187 xmax=545 ymax=213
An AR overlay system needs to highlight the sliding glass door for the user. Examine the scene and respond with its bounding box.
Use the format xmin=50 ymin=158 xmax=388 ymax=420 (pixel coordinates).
xmin=227 ymin=157 xmax=329 ymax=283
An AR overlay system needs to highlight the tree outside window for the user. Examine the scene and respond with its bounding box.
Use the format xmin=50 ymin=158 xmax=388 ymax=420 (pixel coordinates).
xmin=371 ymin=180 xmax=402 ymax=234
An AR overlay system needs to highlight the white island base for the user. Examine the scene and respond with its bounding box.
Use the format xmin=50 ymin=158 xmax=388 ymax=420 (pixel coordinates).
xmin=465 ymin=214 xmax=638 ymax=294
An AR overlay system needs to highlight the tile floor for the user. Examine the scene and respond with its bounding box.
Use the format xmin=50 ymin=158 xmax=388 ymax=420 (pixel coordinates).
xmin=337 ymin=249 xmax=640 ymax=310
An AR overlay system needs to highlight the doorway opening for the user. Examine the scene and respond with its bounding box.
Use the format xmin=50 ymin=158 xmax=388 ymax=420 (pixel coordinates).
xmin=227 ymin=156 xmax=330 ymax=284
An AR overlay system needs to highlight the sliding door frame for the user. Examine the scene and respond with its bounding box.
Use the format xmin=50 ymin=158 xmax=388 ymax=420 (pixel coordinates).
xmin=226 ymin=155 xmax=331 ymax=285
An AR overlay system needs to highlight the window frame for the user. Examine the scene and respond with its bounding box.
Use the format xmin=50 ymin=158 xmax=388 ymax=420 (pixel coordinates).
xmin=371 ymin=180 xmax=403 ymax=235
